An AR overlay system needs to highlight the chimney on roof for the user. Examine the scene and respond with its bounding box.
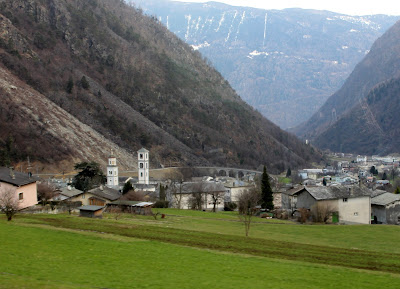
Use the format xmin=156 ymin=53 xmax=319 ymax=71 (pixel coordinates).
xmin=100 ymin=185 xmax=104 ymax=191
xmin=67 ymin=185 xmax=72 ymax=191
xmin=10 ymin=167 xmax=15 ymax=179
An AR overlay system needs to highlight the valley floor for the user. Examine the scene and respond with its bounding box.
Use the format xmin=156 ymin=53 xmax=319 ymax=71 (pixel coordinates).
xmin=1 ymin=210 xmax=400 ymax=288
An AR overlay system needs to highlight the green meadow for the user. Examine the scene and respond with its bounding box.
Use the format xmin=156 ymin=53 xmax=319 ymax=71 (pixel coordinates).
xmin=1 ymin=210 xmax=400 ymax=288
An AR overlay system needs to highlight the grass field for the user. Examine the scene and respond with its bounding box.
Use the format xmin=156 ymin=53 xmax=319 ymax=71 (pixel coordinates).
xmin=1 ymin=209 xmax=400 ymax=288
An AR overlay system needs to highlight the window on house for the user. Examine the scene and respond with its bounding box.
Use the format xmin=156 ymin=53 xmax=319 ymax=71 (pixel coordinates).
xmin=109 ymin=171 xmax=112 ymax=175
xmin=140 ymin=154 xmax=143 ymax=159
xmin=343 ymin=198 xmax=348 ymax=202
xmin=82 ymin=194 xmax=85 ymax=199
xmin=18 ymin=192 xmax=23 ymax=200
xmin=140 ymin=172 xmax=143 ymax=177
xmin=140 ymin=163 xmax=144 ymax=169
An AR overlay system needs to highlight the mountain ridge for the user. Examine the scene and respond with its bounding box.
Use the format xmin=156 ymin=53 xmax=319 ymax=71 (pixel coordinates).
xmin=294 ymin=20 xmax=400 ymax=141
xmin=0 ymin=0 xmax=322 ymax=173
xmin=132 ymin=0 xmax=399 ymax=129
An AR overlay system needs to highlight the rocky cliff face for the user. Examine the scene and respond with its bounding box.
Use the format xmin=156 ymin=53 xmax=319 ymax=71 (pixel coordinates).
xmin=0 ymin=0 xmax=323 ymax=173
xmin=132 ymin=0 xmax=399 ymax=129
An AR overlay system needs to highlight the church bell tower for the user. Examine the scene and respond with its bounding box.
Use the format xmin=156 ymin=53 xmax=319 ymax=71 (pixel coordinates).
xmin=107 ymin=150 xmax=119 ymax=187
xmin=137 ymin=148 xmax=149 ymax=184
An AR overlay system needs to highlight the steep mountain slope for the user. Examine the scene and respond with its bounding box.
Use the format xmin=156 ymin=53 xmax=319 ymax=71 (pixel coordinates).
xmin=314 ymin=77 xmax=400 ymax=155
xmin=132 ymin=0 xmax=399 ymax=129
xmin=0 ymin=0 xmax=322 ymax=173
xmin=295 ymin=20 xmax=400 ymax=139
xmin=0 ymin=65 xmax=138 ymax=171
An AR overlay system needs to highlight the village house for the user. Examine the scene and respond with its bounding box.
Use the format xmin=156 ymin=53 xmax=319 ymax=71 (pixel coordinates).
xmin=53 ymin=185 xmax=83 ymax=201
xmin=286 ymin=185 xmax=371 ymax=224
xmin=371 ymin=192 xmax=400 ymax=224
xmin=63 ymin=185 xmax=120 ymax=206
xmin=0 ymin=167 xmax=38 ymax=209
xmin=107 ymin=200 xmax=154 ymax=215
xmin=222 ymin=179 xmax=254 ymax=206
xmin=168 ymin=181 xmax=227 ymax=210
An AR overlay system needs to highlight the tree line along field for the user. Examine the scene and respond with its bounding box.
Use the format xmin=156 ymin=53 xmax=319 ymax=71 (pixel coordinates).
xmin=1 ymin=210 xmax=400 ymax=288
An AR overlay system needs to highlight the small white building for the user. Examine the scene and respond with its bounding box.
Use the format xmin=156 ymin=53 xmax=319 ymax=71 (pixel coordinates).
xmin=356 ymin=155 xmax=367 ymax=164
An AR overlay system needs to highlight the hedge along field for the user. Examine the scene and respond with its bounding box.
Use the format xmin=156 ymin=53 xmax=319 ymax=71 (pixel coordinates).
xmin=104 ymin=208 xmax=400 ymax=254
xmin=1 ymin=220 xmax=400 ymax=289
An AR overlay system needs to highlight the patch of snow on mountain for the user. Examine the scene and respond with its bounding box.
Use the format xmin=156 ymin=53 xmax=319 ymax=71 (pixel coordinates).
xmin=248 ymin=50 xmax=269 ymax=58
xmin=192 ymin=41 xmax=211 ymax=50
xmin=185 ymin=14 xmax=192 ymax=40
xmin=342 ymin=46 xmax=349 ymax=49
xmin=235 ymin=11 xmax=246 ymax=41
xmin=303 ymin=35 xmax=312 ymax=39
xmin=335 ymin=16 xmax=381 ymax=30
xmin=225 ymin=11 xmax=238 ymax=42
xmin=215 ymin=12 xmax=225 ymax=32
xmin=263 ymin=13 xmax=268 ymax=47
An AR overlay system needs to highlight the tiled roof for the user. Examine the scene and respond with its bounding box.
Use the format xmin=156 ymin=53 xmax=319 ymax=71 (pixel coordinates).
xmin=302 ymin=186 xmax=371 ymax=200
xmin=174 ymin=181 xmax=227 ymax=194
xmin=58 ymin=187 xmax=83 ymax=198
xmin=88 ymin=186 xmax=120 ymax=201
xmin=0 ymin=167 xmax=38 ymax=186
xmin=78 ymin=205 xmax=105 ymax=211
xmin=371 ymin=193 xmax=400 ymax=206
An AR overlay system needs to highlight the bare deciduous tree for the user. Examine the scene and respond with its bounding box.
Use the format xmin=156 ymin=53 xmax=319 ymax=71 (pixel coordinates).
xmin=210 ymin=191 xmax=225 ymax=212
xmin=37 ymin=182 xmax=55 ymax=205
xmin=188 ymin=182 xmax=206 ymax=211
xmin=168 ymin=182 xmax=184 ymax=209
xmin=189 ymin=192 xmax=204 ymax=210
xmin=238 ymin=188 xmax=260 ymax=237
xmin=0 ymin=188 xmax=19 ymax=221
xmin=311 ymin=203 xmax=335 ymax=223
xmin=121 ymin=190 xmax=146 ymax=201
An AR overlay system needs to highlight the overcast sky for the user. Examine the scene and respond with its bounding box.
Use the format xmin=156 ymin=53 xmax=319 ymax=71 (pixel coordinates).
xmin=172 ymin=0 xmax=400 ymax=16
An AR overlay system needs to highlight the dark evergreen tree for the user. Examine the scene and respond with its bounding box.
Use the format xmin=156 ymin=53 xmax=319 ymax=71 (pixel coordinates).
xmin=159 ymin=184 xmax=167 ymax=201
xmin=286 ymin=167 xmax=291 ymax=177
xmin=260 ymin=165 xmax=274 ymax=210
xmin=81 ymin=76 xmax=90 ymax=89
xmin=323 ymin=178 xmax=327 ymax=186
xmin=395 ymin=187 xmax=400 ymax=194
xmin=122 ymin=181 xmax=134 ymax=194
xmin=66 ymin=76 xmax=74 ymax=94
xmin=370 ymin=166 xmax=375 ymax=174
xmin=382 ymin=172 xmax=388 ymax=180
xmin=72 ymin=161 xmax=106 ymax=192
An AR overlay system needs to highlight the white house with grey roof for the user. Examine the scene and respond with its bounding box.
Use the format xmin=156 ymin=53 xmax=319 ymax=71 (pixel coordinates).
xmin=168 ymin=181 xmax=227 ymax=210
xmin=290 ymin=185 xmax=371 ymax=224
xmin=371 ymin=192 xmax=400 ymax=224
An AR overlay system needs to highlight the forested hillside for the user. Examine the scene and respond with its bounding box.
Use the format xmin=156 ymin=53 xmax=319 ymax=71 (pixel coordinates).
xmin=295 ymin=20 xmax=400 ymax=140
xmin=314 ymin=77 xmax=400 ymax=154
xmin=0 ymin=0 xmax=322 ymax=172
